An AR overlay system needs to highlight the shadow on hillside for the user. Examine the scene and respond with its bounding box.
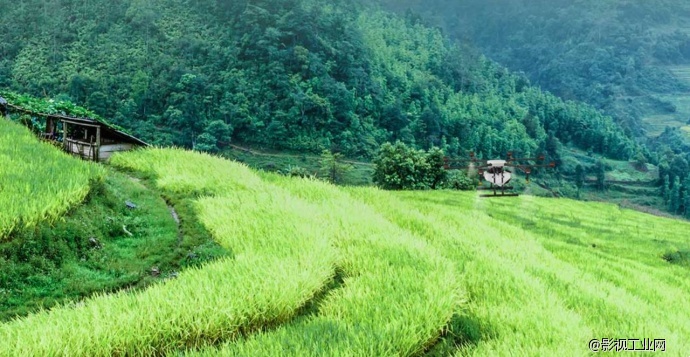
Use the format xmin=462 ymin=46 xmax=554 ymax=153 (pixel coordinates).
xmin=422 ymin=311 xmax=488 ymax=356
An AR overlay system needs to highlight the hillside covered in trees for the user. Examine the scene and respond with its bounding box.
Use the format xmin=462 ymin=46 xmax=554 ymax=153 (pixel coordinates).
xmin=0 ymin=0 xmax=637 ymax=163
xmin=377 ymin=0 xmax=690 ymax=216
xmin=378 ymin=0 xmax=690 ymax=138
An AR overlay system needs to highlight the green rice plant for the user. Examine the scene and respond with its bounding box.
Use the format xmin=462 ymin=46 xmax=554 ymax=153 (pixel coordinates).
xmin=187 ymin=174 xmax=461 ymax=356
xmin=351 ymin=189 xmax=690 ymax=356
xmin=109 ymin=147 xmax=264 ymax=196
xmin=0 ymin=148 xmax=337 ymax=356
xmin=5 ymin=142 xmax=690 ymax=356
xmin=347 ymin=189 xmax=590 ymax=355
xmin=0 ymin=119 xmax=104 ymax=240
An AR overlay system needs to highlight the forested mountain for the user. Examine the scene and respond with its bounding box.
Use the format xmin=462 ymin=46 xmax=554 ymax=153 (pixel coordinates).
xmin=378 ymin=0 xmax=690 ymax=138
xmin=0 ymin=0 xmax=636 ymax=163
xmin=375 ymin=0 xmax=690 ymax=216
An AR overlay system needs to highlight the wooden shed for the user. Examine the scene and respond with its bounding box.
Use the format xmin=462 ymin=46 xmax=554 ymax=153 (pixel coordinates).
xmin=1 ymin=96 xmax=148 ymax=161
xmin=60 ymin=116 xmax=148 ymax=161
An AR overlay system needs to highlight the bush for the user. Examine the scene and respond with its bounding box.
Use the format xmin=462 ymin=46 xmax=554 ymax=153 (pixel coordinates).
xmin=194 ymin=133 xmax=218 ymax=153
xmin=662 ymin=250 xmax=690 ymax=267
xmin=284 ymin=165 xmax=314 ymax=179
xmin=372 ymin=141 xmax=446 ymax=190
xmin=194 ymin=121 xmax=234 ymax=153
xmin=425 ymin=147 xmax=448 ymax=189
xmin=443 ymin=170 xmax=476 ymax=190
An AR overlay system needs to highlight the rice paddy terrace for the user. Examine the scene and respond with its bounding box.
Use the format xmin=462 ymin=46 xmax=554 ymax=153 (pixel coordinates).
xmin=1 ymin=121 xmax=690 ymax=356
xmin=641 ymin=65 xmax=690 ymax=138
xmin=0 ymin=118 xmax=104 ymax=239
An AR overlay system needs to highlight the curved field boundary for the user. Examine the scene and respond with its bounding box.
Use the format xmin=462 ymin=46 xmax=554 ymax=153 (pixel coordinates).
xmin=187 ymin=174 xmax=461 ymax=356
xmin=348 ymin=189 xmax=590 ymax=355
xmin=0 ymin=148 xmax=337 ymax=356
xmin=356 ymin=190 xmax=690 ymax=355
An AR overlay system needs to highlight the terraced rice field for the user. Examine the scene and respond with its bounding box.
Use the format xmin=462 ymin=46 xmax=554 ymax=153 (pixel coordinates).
xmin=355 ymin=191 xmax=690 ymax=355
xmin=1 ymin=146 xmax=689 ymax=355
xmin=643 ymin=113 xmax=689 ymax=137
xmin=0 ymin=119 xmax=104 ymax=240
xmin=643 ymin=66 xmax=690 ymax=137
xmin=667 ymin=65 xmax=690 ymax=84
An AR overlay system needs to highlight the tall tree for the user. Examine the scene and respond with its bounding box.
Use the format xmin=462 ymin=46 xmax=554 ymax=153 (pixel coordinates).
xmin=319 ymin=150 xmax=352 ymax=185
xmin=575 ymin=164 xmax=585 ymax=195
xmin=670 ymin=176 xmax=681 ymax=213
xmin=595 ymin=160 xmax=606 ymax=191
xmin=663 ymin=175 xmax=671 ymax=203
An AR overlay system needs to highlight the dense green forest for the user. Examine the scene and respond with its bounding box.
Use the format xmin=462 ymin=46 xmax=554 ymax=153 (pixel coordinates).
xmin=12 ymin=0 xmax=690 ymax=214
xmin=378 ymin=0 xmax=690 ymax=137
xmin=376 ymin=0 xmax=690 ymax=216
xmin=0 ymin=0 xmax=636 ymax=162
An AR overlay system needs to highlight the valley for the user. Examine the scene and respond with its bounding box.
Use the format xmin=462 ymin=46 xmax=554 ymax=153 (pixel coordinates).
xmin=2 ymin=0 xmax=690 ymax=354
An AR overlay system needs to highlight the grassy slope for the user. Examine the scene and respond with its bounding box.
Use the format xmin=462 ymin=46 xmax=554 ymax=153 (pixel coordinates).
xmin=525 ymin=146 xmax=667 ymax=213
xmin=352 ymin=189 xmax=690 ymax=355
xmin=0 ymin=167 xmax=229 ymax=323
xmin=0 ymin=119 xmax=229 ymax=322
xmin=176 ymin=149 xmax=688 ymax=355
xmin=188 ymin=172 xmax=460 ymax=356
xmin=0 ymin=148 xmax=342 ymax=356
xmin=1 ymin=170 xmax=170 ymax=320
xmin=0 ymin=119 xmax=104 ymax=239
xmin=2 ymin=147 xmax=689 ymax=355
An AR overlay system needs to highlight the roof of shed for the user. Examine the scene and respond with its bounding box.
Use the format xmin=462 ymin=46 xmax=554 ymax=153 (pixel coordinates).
xmin=60 ymin=116 xmax=149 ymax=146
xmin=1 ymin=96 xmax=148 ymax=146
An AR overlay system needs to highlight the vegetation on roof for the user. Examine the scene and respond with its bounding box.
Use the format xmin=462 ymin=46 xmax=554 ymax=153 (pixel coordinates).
xmin=0 ymin=90 xmax=129 ymax=133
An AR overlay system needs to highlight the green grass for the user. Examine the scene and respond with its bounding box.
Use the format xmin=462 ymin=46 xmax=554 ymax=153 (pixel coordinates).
xmin=604 ymin=159 xmax=658 ymax=182
xmin=2 ymin=146 xmax=690 ymax=356
xmin=0 ymin=121 xmax=229 ymax=322
xmin=0 ymin=148 xmax=339 ymax=356
xmin=0 ymin=119 xmax=104 ymax=239
xmin=0 ymin=168 xmax=228 ymax=322
xmin=541 ymin=148 xmax=666 ymax=212
xmin=559 ymin=147 xmax=657 ymax=183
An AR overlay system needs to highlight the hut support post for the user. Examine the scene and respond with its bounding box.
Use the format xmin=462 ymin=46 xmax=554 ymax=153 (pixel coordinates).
xmin=62 ymin=120 xmax=68 ymax=151
xmin=96 ymin=126 xmax=101 ymax=161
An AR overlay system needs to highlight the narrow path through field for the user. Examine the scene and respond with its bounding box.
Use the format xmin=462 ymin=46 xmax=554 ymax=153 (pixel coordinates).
xmin=168 ymin=205 xmax=183 ymax=246
xmin=127 ymin=174 xmax=183 ymax=246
